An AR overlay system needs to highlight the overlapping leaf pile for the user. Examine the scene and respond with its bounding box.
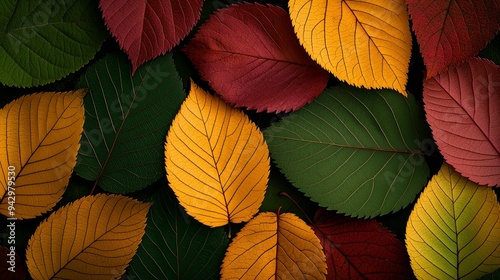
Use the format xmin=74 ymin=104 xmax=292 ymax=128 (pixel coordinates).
xmin=0 ymin=0 xmax=499 ymax=279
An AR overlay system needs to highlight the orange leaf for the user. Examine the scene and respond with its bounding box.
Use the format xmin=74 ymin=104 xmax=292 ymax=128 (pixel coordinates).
xmin=0 ymin=90 xmax=85 ymax=219
xmin=26 ymin=194 xmax=151 ymax=280
xmin=221 ymin=212 xmax=327 ymax=279
xmin=289 ymin=0 xmax=412 ymax=95
xmin=165 ymin=81 xmax=270 ymax=227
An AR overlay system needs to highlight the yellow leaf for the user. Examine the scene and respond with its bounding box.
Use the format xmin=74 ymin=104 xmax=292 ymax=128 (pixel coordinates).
xmin=0 ymin=90 xmax=85 ymax=219
xmin=26 ymin=194 xmax=151 ymax=280
xmin=406 ymin=163 xmax=500 ymax=279
xmin=221 ymin=212 xmax=327 ymax=279
xmin=165 ymin=81 xmax=269 ymax=227
xmin=289 ymin=0 xmax=412 ymax=95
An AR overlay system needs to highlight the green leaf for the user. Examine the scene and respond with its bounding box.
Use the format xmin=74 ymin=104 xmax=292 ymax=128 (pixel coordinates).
xmin=265 ymin=85 xmax=431 ymax=217
xmin=128 ymin=187 xmax=228 ymax=279
xmin=75 ymin=52 xmax=185 ymax=193
xmin=0 ymin=0 xmax=107 ymax=87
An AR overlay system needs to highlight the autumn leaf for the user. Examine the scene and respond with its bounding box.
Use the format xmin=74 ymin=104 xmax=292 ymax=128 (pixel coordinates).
xmin=406 ymin=163 xmax=500 ymax=279
xmin=289 ymin=0 xmax=412 ymax=95
xmin=407 ymin=0 xmax=500 ymax=78
xmin=313 ymin=208 xmax=413 ymax=279
xmin=183 ymin=3 xmax=329 ymax=112
xmin=423 ymin=57 xmax=500 ymax=186
xmin=26 ymin=194 xmax=151 ymax=280
xmin=165 ymin=81 xmax=269 ymax=227
xmin=0 ymin=91 xmax=85 ymax=219
xmin=221 ymin=212 xmax=327 ymax=279
xmin=128 ymin=187 xmax=228 ymax=279
xmin=100 ymin=0 xmax=203 ymax=72
xmin=75 ymin=52 xmax=185 ymax=193
xmin=0 ymin=0 xmax=107 ymax=87
xmin=265 ymin=85 xmax=431 ymax=217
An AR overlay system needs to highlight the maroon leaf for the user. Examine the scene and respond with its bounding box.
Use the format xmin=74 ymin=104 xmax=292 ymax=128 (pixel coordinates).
xmin=312 ymin=208 xmax=414 ymax=279
xmin=183 ymin=3 xmax=329 ymax=112
xmin=424 ymin=57 xmax=500 ymax=186
xmin=100 ymin=0 xmax=203 ymax=72
xmin=407 ymin=0 xmax=500 ymax=78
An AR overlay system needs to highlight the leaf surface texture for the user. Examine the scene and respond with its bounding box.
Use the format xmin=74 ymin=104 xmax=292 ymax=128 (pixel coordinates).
xmin=184 ymin=3 xmax=329 ymax=112
xmin=0 ymin=0 xmax=107 ymax=87
xmin=221 ymin=212 xmax=327 ymax=279
xmin=423 ymin=57 xmax=500 ymax=186
xmin=265 ymin=85 xmax=430 ymax=217
xmin=406 ymin=163 xmax=500 ymax=279
xmin=0 ymin=91 xmax=85 ymax=219
xmin=75 ymin=52 xmax=185 ymax=193
xmin=313 ymin=208 xmax=413 ymax=279
xmin=26 ymin=194 xmax=151 ymax=280
xmin=289 ymin=0 xmax=412 ymax=94
xmin=165 ymin=81 xmax=269 ymax=227
xmin=128 ymin=187 xmax=228 ymax=279
xmin=407 ymin=0 xmax=500 ymax=77
xmin=100 ymin=0 xmax=203 ymax=72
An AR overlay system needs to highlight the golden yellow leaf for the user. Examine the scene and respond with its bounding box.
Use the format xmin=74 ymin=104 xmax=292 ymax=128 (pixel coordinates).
xmin=26 ymin=194 xmax=151 ymax=280
xmin=0 ymin=90 xmax=85 ymax=219
xmin=165 ymin=81 xmax=270 ymax=227
xmin=406 ymin=163 xmax=500 ymax=279
xmin=221 ymin=212 xmax=327 ymax=279
xmin=289 ymin=0 xmax=412 ymax=95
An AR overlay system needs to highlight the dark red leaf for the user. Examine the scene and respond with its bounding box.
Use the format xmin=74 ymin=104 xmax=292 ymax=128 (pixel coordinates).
xmin=99 ymin=0 xmax=203 ymax=72
xmin=424 ymin=57 xmax=500 ymax=187
xmin=0 ymin=247 xmax=26 ymax=280
xmin=407 ymin=0 xmax=500 ymax=78
xmin=183 ymin=3 xmax=329 ymax=113
xmin=312 ymin=208 xmax=414 ymax=280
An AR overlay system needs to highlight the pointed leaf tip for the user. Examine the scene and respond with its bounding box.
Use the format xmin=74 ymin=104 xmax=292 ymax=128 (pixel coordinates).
xmin=165 ymin=81 xmax=270 ymax=227
xmin=289 ymin=0 xmax=412 ymax=94
xmin=100 ymin=0 xmax=204 ymax=71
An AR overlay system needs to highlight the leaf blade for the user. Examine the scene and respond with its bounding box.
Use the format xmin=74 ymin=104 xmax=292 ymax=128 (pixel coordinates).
xmin=128 ymin=187 xmax=228 ymax=279
xmin=407 ymin=0 xmax=500 ymax=77
xmin=165 ymin=81 xmax=270 ymax=227
xmin=0 ymin=91 xmax=85 ymax=219
xmin=221 ymin=212 xmax=327 ymax=279
xmin=423 ymin=57 xmax=500 ymax=186
xmin=100 ymin=0 xmax=203 ymax=72
xmin=265 ymin=85 xmax=431 ymax=217
xmin=289 ymin=0 xmax=412 ymax=94
xmin=183 ymin=3 xmax=329 ymax=112
xmin=0 ymin=0 xmax=107 ymax=87
xmin=26 ymin=194 xmax=151 ymax=280
xmin=405 ymin=163 xmax=500 ymax=279
xmin=75 ymin=52 xmax=185 ymax=193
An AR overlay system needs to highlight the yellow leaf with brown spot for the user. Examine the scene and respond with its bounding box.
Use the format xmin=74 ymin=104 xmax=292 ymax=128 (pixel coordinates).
xmin=165 ymin=81 xmax=270 ymax=227
xmin=289 ymin=0 xmax=412 ymax=95
xmin=0 ymin=90 xmax=85 ymax=219
xmin=26 ymin=194 xmax=151 ymax=280
xmin=221 ymin=212 xmax=327 ymax=279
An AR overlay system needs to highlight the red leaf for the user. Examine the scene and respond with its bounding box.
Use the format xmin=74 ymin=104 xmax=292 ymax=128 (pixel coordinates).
xmin=99 ymin=0 xmax=203 ymax=72
xmin=0 ymin=247 xmax=26 ymax=280
xmin=183 ymin=3 xmax=329 ymax=113
xmin=407 ymin=0 xmax=500 ymax=78
xmin=312 ymin=208 xmax=414 ymax=279
xmin=424 ymin=57 xmax=500 ymax=187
